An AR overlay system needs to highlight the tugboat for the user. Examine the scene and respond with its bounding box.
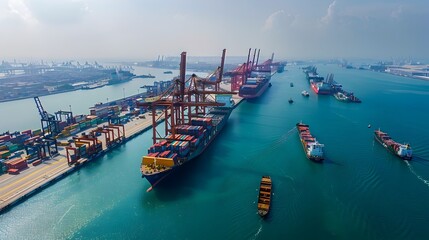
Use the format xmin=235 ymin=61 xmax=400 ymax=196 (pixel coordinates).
xmin=288 ymin=98 xmax=294 ymax=104
xmin=296 ymin=123 xmax=324 ymax=162
xmin=257 ymin=176 xmax=272 ymax=217
xmin=301 ymin=90 xmax=310 ymax=97
xmin=374 ymin=129 xmax=412 ymax=160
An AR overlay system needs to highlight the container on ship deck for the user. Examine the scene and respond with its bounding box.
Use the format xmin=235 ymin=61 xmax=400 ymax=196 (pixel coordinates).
xmin=159 ymin=150 xmax=171 ymax=158
xmin=147 ymin=152 xmax=159 ymax=157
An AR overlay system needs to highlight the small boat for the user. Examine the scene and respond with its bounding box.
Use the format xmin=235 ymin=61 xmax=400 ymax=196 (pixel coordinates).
xmin=163 ymin=71 xmax=173 ymax=74
xmin=290 ymin=82 xmax=294 ymax=87
xmin=301 ymin=90 xmax=309 ymax=97
xmin=288 ymin=98 xmax=294 ymax=103
xmin=257 ymin=176 xmax=272 ymax=217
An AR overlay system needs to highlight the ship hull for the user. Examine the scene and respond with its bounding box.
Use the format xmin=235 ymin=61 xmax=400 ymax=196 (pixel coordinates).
xmin=238 ymin=78 xmax=270 ymax=99
xmin=374 ymin=133 xmax=412 ymax=160
xmin=142 ymin=108 xmax=232 ymax=189
xmin=311 ymin=83 xmax=331 ymax=95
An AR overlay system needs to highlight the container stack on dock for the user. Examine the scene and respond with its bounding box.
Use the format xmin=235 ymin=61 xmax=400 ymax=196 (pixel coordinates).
xmin=4 ymin=158 xmax=28 ymax=174
xmin=0 ymin=130 xmax=46 ymax=175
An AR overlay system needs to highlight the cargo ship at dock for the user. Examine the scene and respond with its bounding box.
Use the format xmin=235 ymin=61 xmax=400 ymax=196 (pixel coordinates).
xmin=296 ymin=123 xmax=324 ymax=162
xmin=139 ymin=50 xmax=236 ymax=191
xmin=230 ymin=49 xmax=277 ymax=99
xmin=374 ymin=130 xmax=412 ymax=160
xmin=238 ymin=49 xmax=274 ymax=99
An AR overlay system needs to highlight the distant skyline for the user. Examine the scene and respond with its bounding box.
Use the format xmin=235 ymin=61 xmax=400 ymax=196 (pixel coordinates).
xmin=1 ymin=0 xmax=428 ymax=61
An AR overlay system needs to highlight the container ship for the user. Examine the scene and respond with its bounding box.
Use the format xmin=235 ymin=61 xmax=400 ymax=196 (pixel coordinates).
xmin=139 ymin=50 xmax=236 ymax=192
xmin=296 ymin=123 xmax=324 ymax=162
xmin=237 ymin=49 xmax=274 ymax=99
xmin=374 ymin=130 xmax=412 ymax=160
xmin=303 ymin=66 xmax=324 ymax=82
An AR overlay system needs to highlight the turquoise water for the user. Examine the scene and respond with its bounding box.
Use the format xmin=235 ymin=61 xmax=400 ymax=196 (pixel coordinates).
xmin=1 ymin=65 xmax=429 ymax=239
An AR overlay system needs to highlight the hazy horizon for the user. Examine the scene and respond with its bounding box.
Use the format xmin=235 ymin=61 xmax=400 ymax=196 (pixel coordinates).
xmin=1 ymin=0 xmax=428 ymax=61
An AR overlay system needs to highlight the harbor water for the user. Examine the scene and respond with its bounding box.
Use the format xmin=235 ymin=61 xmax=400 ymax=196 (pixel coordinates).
xmin=1 ymin=65 xmax=429 ymax=239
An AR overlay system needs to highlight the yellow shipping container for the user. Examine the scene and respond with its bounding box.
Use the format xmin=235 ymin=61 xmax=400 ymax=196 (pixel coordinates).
xmin=155 ymin=157 xmax=175 ymax=167
xmin=142 ymin=156 xmax=174 ymax=167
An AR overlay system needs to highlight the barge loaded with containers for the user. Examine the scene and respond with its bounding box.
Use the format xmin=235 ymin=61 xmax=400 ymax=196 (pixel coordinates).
xmin=139 ymin=50 xmax=236 ymax=192
xmin=257 ymin=175 xmax=272 ymax=217
xmin=374 ymin=129 xmax=412 ymax=160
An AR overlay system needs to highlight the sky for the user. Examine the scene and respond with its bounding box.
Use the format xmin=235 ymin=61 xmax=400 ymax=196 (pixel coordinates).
xmin=0 ymin=0 xmax=428 ymax=61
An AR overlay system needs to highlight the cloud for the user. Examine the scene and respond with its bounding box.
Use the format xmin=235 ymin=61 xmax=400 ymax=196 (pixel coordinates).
xmin=263 ymin=10 xmax=295 ymax=31
xmin=26 ymin=0 xmax=89 ymax=25
xmin=321 ymin=0 xmax=337 ymax=24
xmin=7 ymin=0 xmax=38 ymax=24
xmin=264 ymin=10 xmax=284 ymax=30
xmin=391 ymin=5 xmax=402 ymax=19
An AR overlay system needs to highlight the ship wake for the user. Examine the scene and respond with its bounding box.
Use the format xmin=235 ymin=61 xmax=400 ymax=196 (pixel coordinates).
xmin=405 ymin=161 xmax=429 ymax=188
xmin=251 ymin=223 xmax=263 ymax=240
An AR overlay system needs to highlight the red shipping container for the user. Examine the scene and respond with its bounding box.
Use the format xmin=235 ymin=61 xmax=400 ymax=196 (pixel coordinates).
xmin=8 ymin=168 xmax=20 ymax=175
xmin=32 ymin=159 xmax=42 ymax=166
xmin=0 ymin=135 xmax=11 ymax=142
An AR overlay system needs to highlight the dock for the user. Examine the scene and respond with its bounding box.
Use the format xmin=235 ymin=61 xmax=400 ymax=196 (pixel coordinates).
xmin=0 ymin=112 xmax=161 ymax=212
xmin=0 ymin=92 xmax=243 ymax=213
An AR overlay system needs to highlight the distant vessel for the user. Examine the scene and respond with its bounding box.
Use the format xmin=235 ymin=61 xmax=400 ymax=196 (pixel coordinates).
xmin=82 ymin=80 xmax=108 ymax=90
xmin=238 ymin=49 xmax=274 ymax=99
xmin=288 ymin=98 xmax=294 ymax=103
xmin=296 ymin=123 xmax=324 ymax=162
xmin=303 ymin=66 xmax=324 ymax=82
xmin=135 ymin=74 xmax=155 ymax=79
xmin=333 ymin=90 xmax=361 ymax=103
xmin=301 ymin=90 xmax=310 ymax=97
xmin=374 ymin=130 xmax=412 ymax=160
xmin=108 ymin=70 xmax=136 ymax=85
xmin=290 ymin=82 xmax=294 ymax=87
xmin=163 ymin=71 xmax=173 ymax=74
xmin=257 ymin=176 xmax=272 ymax=217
